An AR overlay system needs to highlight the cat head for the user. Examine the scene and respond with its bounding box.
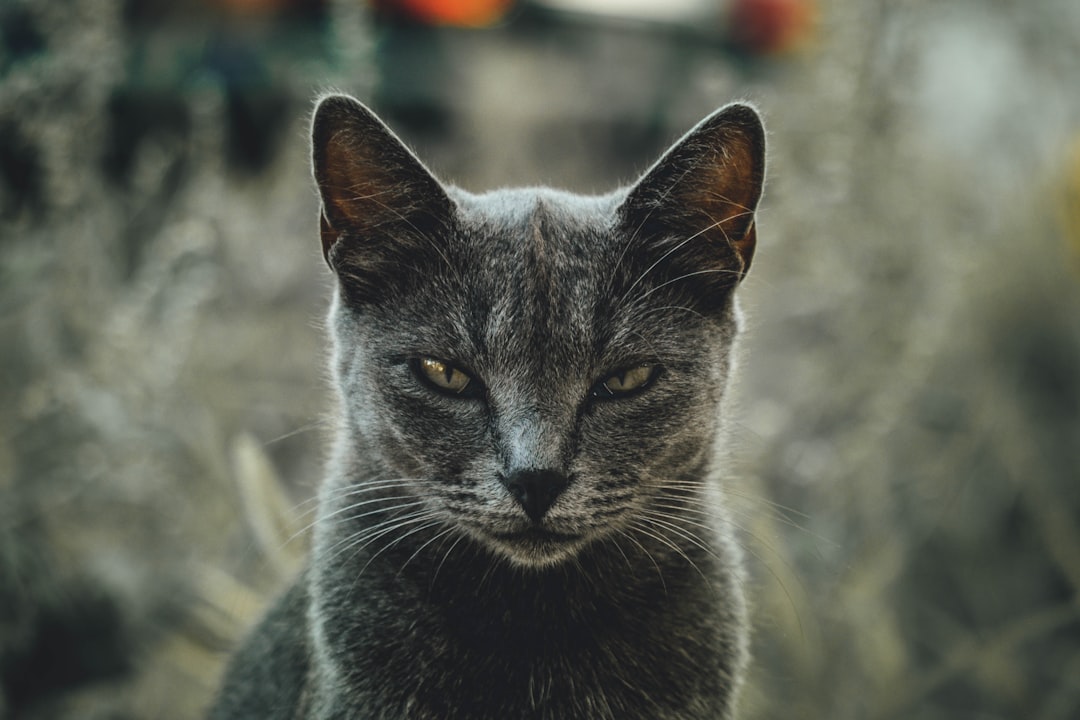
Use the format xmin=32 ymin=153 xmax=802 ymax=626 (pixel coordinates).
xmin=312 ymin=95 xmax=764 ymax=567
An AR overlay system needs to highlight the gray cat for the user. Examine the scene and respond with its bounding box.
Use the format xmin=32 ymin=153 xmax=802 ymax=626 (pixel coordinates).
xmin=209 ymin=94 xmax=766 ymax=720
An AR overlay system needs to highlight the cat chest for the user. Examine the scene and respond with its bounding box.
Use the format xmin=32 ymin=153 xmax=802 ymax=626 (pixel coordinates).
xmin=337 ymin=602 xmax=726 ymax=720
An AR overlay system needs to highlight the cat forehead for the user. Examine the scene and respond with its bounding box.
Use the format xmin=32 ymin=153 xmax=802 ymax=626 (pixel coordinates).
xmin=450 ymin=186 xmax=619 ymax=239
xmin=419 ymin=187 xmax=628 ymax=369
xmin=447 ymin=187 xmax=619 ymax=293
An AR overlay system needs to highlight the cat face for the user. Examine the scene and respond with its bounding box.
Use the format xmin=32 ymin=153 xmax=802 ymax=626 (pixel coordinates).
xmin=313 ymin=97 xmax=765 ymax=567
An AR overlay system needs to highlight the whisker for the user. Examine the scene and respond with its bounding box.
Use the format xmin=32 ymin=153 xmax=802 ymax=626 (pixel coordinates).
xmin=321 ymin=477 xmax=420 ymax=500
xmin=352 ymin=518 xmax=446 ymax=586
xmin=319 ymin=496 xmax=424 ymax=526
xmin=315 ymin=498 xmax=425 ymax=537
xmin=283 ymin=497 xmax=431 ymax=558
xmin=615 ymin=527 xmax=667 ymax=595
xmin=652 ymin=486 xmax=828 ymax=544
xmin=720 ymin=486 xmax=815 ymax=520
xmin=346 ymin=513 xmax=442 ymax=568
xmin=430 ymin=530 xmax=468 ymax=590
xmin=319 ymin=508 xmax=433 ymax=567
xmin=644 ymin=505 xmax=721 ymax=537
xmin=397 ymin=525 xmax=458 ymax=577
xmin=604 ymin=534 xmax=635 ymax=574
xmin=657 ymin=479 xmax=814 ymax=520
xmin=638 ymin=512 xmax=723 ymax=566
xmin=289 ymin=476 xmax=417 ymax=515
xmin=728 ymin=528 xmax=807 ymax=640
xmin=627 ymin=519 xmax=710 ymax=586
xmin=264 ymin=419 xmax=329 ymax=446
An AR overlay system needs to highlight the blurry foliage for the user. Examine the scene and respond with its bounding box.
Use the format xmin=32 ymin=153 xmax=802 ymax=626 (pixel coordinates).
xmin=0 ymin=1 xmax=363 ymax=716
xmin=734 ymin=2 xmax=1080 ymax=716
xmin=1 ymin=0 xmax=1079 ymax=718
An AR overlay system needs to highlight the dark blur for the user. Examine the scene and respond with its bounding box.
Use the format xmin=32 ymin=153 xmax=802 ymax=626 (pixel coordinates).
xmin=2 ymin=0 xmax=1079 ymax=718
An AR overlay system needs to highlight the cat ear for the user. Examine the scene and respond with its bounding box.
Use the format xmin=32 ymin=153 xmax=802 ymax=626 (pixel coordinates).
xmin=312 ymin=95 xmax=453 ymax=296
xmin=618 ymin=103 xmax=765 ymax=287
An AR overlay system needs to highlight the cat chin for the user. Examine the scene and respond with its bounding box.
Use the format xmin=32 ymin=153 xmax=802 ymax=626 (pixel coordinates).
xmin=475 ymin=528 xmax=590 ymax=569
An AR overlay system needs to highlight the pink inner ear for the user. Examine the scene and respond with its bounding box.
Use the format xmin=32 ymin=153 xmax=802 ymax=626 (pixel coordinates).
xmin=314 ymin=111 xmax=451 ymax=243
xmin=618 ymin=104 xmax=764 ymax=286
xmin=320 ymin=129 xmax=385 ymax=226
xmin=692 ymin=135 xmax=760 ymax=237
xmin=682 ymin=134 xmax=762 ymax=277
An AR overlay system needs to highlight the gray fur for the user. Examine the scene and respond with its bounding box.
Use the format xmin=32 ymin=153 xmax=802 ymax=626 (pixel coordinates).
xmin=209 ymin=95 xmax=766 ymax=720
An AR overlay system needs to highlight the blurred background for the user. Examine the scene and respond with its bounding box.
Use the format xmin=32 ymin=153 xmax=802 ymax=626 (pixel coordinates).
xmin=2 ymin=0 xmax=1079 ymax=718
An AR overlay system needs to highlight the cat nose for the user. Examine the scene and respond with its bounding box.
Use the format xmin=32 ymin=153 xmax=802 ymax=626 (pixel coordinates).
xmin=501 ymin=469 xmax=568 ymax=523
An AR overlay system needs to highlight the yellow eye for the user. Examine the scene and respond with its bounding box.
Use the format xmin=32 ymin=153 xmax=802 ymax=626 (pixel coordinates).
xmin=596 ymin=365 xmax=660 ymax=398
xmin=416 ymin=357 xmax=473 ymax=394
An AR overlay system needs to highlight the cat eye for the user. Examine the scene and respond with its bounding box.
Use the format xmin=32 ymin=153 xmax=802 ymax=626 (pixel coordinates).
xmin=592 ymin=364 xmax=661 ymax=399
xmin=413 ymin=357 xmax=477 ymax=396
